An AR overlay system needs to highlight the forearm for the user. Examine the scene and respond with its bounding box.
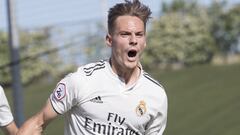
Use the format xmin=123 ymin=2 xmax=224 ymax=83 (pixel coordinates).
xmin=17 ymin=112 xmax=44 ymax=135
xmin=17 ymin=99 xmax=57 ymax=135
xmin=1 ymin=121 xmax=18 ymax=135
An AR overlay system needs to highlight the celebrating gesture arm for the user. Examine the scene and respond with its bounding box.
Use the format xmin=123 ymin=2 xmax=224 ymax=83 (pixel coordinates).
xmin=17 ymin=99 xmax=58 ymax=135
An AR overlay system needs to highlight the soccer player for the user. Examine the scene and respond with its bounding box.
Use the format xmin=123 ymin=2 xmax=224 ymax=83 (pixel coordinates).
xmin=17 ymin=0 xmax=168 ymax=135
xmin=0 ymin=85 xmax=18 ymax=135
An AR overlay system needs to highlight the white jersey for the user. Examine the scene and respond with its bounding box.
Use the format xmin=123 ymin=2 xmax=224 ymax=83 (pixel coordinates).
xmin=50 ymin=60 xmax=168 ymax=135
xmin=0 ymin=85 xmax=14 ymax=127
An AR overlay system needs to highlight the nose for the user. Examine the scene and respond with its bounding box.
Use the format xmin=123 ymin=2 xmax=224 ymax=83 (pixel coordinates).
xmin=129 ymin=34 xmax=137 ymax=46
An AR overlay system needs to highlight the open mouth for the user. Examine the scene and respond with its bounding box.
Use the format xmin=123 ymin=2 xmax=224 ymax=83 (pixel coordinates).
xmin=128 ymin=50 xmax=137 ymax=58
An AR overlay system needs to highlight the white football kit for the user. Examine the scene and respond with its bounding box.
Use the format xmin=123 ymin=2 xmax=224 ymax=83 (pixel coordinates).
xmin=50 ymin=60 xmax=168 ymax=135
xmin=0 ymin=85 xmax=14 ymax=127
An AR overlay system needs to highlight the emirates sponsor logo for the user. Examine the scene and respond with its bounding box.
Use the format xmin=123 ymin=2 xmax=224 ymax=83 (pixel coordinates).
xmin=84 ymin=113 xmax=140 ymax=135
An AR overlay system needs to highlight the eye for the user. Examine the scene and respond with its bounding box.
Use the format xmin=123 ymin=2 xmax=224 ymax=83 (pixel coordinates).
xmin=136 ymin=32 xmax=144 ymax=38
xmin=120 ymin=32 xmax=130 ymax=38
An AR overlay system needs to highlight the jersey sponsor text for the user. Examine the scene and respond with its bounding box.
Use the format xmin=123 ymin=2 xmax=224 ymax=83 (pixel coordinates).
xmin=84 ymin=112 xmax=139 ymax=135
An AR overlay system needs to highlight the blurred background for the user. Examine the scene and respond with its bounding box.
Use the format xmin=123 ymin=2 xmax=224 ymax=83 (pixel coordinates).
xmin=1 ymin=0 xmax=240 ymax=135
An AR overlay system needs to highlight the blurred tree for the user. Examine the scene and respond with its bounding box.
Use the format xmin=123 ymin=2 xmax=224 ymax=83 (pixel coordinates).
xmin=162 ymin=0 xmax=198 ymax=14
xmin=0 ymin=28 xmax=73 ymax=86
xmin=0 ymin=32 xmax=11 ymax=83
xmin=209 ymin=2 xmax=240 ymax=54
xmin=142 ymin=0 xmax=215 ymax=70
xmin=83 ymin=23 xmax=110 ymax=62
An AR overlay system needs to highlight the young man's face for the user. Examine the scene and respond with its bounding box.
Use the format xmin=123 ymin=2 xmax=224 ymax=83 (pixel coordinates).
xmin=106 ymin=15 xmax=146 ymax=71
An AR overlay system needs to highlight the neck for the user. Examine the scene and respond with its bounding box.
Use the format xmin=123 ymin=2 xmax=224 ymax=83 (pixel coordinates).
xmin=110 ymin=58 xmax=141 ymax=86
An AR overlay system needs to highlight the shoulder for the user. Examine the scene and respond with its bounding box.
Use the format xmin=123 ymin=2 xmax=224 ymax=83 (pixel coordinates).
xmin=142 ymin=71 xmax=167 ymax=98
xmin=59 ymin=60 xmax=107 ymax=88
xmin=0 ymin=85 xmax=4 ymax=97
xmin=141 ymin=71 xmax=168 ymax=110
xmin=142 ymin=71 xmax=164 ymax=89
xmin=59 ymin=60 xmax=107 ymax=82
xmin=142 ymin=71 xmax=167 ymax=99
xmin=0 ymin=85 xmax=3 ymax=92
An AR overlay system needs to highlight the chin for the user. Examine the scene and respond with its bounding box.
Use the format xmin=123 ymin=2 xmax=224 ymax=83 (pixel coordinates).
xmin=125 ymin=61 xmax=138 ymax=70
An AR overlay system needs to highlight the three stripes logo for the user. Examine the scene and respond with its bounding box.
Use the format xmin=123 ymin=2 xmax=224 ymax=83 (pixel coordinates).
xmin=90 ymin=96 xmax=103 ymax=103
xmin=83 ymin=60 xmax=105 ymax=76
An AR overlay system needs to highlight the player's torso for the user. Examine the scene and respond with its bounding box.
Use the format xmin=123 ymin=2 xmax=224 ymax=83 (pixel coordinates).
xmin=65 ymin=61 xmax=162 ymax=135
xmin=75 ymin=83 xmax=150 ymax=134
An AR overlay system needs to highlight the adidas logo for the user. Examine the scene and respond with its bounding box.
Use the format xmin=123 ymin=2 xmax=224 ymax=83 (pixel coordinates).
xmin=90 ymin=96 xmax=103 ymax=103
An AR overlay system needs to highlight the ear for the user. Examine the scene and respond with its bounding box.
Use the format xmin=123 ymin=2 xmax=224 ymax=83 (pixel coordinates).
xmin=143 ymin=42 xmax=146 ymax=48
xmin=106 ymin=34 xmax=112 ymax=47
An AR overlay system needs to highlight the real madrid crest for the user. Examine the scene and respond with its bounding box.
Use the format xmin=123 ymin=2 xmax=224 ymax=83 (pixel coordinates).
xmin=136 ymin=100 xmax=147 ymax=116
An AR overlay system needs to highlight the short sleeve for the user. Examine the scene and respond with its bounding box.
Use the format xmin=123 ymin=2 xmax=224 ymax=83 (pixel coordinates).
xmin=145 ymin=93 xmax=168 ymax=135
xmin=0 ymin=86 xmax=14 ymax=126
xmin=50 ymin=73 xmax=79 ymax=115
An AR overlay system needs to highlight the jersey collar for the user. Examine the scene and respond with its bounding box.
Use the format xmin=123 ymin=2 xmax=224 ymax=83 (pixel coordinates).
xmin=105 ymin=59 xmax=143 ymax=91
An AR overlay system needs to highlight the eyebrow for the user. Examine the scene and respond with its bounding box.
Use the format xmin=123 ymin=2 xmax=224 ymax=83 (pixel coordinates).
xmin=119 ymin=30 xmax=144 ymax=34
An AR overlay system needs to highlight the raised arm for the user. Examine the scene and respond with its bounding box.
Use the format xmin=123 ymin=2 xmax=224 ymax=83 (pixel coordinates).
xmin=17 ymin=99 xmax=58 ymax=135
